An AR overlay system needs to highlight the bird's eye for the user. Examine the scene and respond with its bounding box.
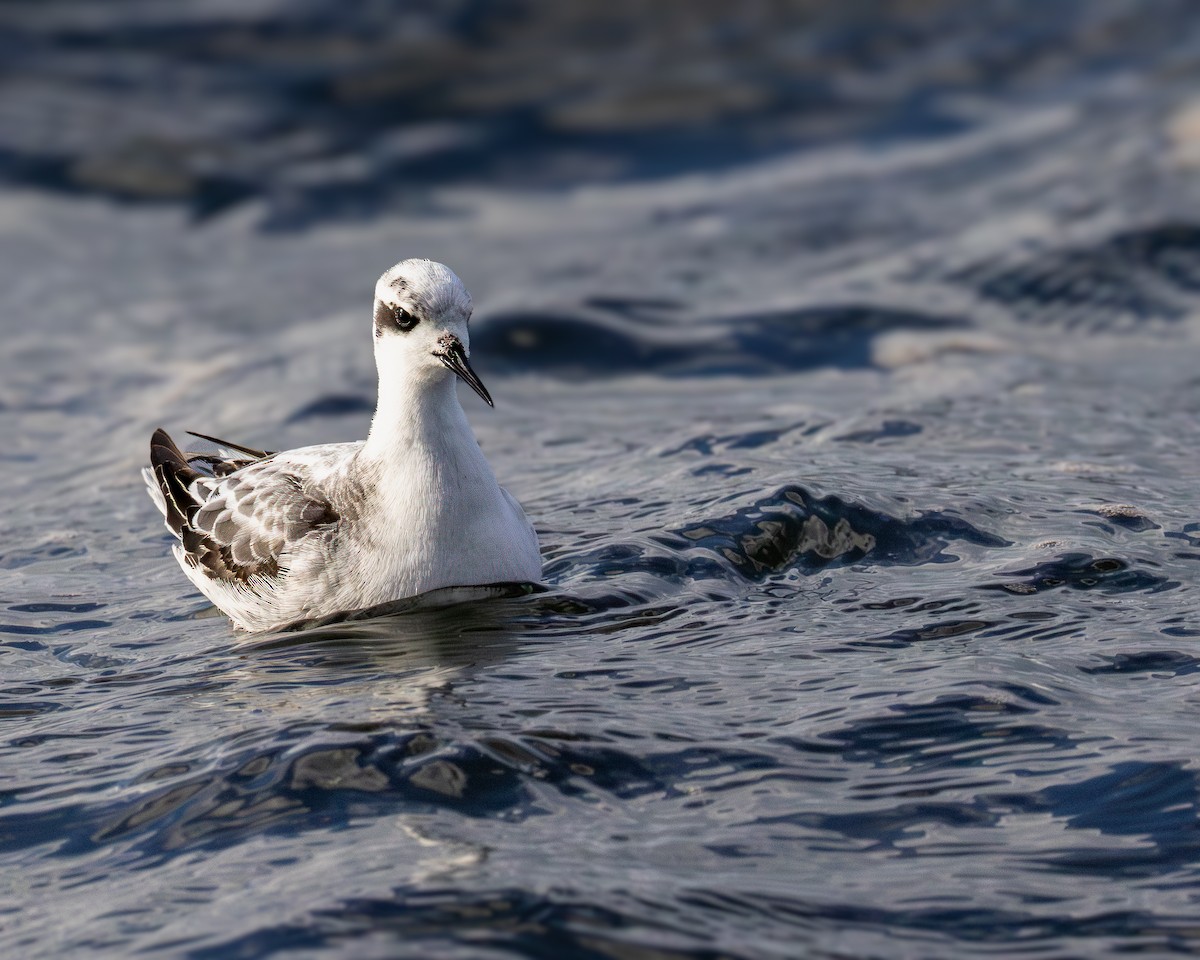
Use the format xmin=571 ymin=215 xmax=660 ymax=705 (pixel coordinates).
xmin=392 ymin=306 xmax=419 ymax=332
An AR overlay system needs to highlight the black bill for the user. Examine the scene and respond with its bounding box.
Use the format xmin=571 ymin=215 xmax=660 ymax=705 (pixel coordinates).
xmin=436 ymin=337 xmax=493 ymax=407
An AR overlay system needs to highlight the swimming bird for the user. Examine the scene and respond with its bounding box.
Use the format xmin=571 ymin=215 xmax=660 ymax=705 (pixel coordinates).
xmin=143 ymin=259 xmax=542 ymax=632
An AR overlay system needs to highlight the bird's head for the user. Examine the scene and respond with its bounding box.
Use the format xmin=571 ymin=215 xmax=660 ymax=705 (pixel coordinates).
xmin=372 ymin=259 xmax=492 ymax=407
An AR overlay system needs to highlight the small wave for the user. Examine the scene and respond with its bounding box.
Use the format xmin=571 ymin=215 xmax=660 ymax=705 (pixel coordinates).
xmin=665 ymin=484 xmax=1008 ymax=579
xmin=285 ymin=393 xmax=374 ymax=423
xmin=473 ymin=304 xmax=966 ymax=378
xmin=1032 ymin=761 xmax=1200 ymax=877
xmin=950 ymin=223 xmax=1200 ymax=330
xmin=190 ymin=887 xmax=719 ymax=960
xmin=980 ymin=554 xmax=1175 ymax=595
xmin=1080 ymin=650 xmax=1200 ymax=676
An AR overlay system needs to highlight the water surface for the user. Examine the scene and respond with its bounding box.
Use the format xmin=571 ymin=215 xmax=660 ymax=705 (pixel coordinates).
xmin=3 ymin=2 xmax=1200 ymax=957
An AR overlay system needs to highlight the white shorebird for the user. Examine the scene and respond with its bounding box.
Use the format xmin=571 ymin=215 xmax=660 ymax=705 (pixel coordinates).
xmin=143 ymin=259 xmax=542 ymax=632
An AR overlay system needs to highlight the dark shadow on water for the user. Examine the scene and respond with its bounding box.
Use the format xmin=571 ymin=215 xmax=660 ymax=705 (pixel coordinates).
xmin=990 ymin=762 xmax=1200 ymax=880
xmin=186 ymin=887 xmax=736 ymax=960
xmin=224 ymin=585 xmax=573 ymax=683
xmin=473 ymin=304 xmax=967 ymax=378
xmin=804 ymin=694 xmax=1075 ymax=775
xmin=284 ymin=393 xmax=374 ymax=423
xmin=980 ymin=553 xmax=1176 ymax=595
xmin=1079 ymin=650 xmax=1200 ymax=677
xmin=261 ymin=582 xmax=543 ymax=640
xmin=182 ymin=880 xmax=1200 ymax=959
xmin=949 ymin=223 xmax=1200 ymax=330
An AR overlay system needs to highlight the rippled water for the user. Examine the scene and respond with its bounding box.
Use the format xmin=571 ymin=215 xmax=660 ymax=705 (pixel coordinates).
xmin=4 ymin=2 xmax=1200 ymax=957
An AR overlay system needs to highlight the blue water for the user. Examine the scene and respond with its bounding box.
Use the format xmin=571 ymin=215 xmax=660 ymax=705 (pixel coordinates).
xmin=3 ymin=2 xmax=1200 ymax=957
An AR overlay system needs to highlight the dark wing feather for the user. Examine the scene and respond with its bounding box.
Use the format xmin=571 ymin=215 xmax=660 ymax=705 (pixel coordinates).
xmin=151 ymin=427 xmax=202 ymax=535
xmin=185 ymin=453 xmax=261 ymax=477
xmin=185 ymin=431 xmax=274 ymax=460
xmin=149 ymin=427 xmax=339 ymax=586
xmin=182 ymin=430 xmax=274 ymax=478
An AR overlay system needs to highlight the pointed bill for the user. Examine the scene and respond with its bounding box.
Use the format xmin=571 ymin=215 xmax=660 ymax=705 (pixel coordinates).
xmin=437 ymin=338 xmax=493 ymax=407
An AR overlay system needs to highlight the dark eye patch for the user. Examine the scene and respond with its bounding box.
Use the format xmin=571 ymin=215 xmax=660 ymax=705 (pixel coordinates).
xmin=374 ymin=301 xmax=420 ymax=335
xmin=392 ymin=306 xmax=419 ymax=332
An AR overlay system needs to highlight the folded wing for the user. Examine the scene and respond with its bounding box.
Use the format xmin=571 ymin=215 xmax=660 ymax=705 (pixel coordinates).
xmin=146 ymin=427 xmax=339 ymax=588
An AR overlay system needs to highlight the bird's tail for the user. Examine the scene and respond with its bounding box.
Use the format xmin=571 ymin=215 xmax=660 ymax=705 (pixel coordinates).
xmin=146 ymin=427 xmax=203 ymax=539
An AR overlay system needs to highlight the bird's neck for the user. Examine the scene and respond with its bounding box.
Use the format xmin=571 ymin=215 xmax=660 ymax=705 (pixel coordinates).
xmin=362 ymin=373 xmax=476 ymax=460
